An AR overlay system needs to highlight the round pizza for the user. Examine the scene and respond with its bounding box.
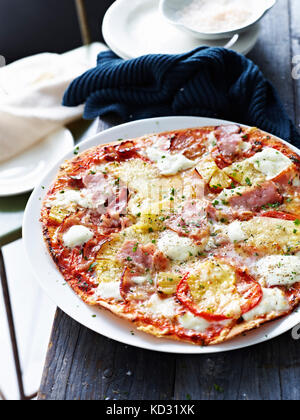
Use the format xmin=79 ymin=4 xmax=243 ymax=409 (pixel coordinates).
xmin=41 ymin=124 xmax=300 ymax=346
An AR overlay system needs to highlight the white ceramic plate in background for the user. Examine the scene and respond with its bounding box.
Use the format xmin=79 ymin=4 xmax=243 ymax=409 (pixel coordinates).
xmin=0 ymin=128 xmax=74 ymax=197
xmin=102 ymin=0 xmax=261 ymax=58
xmin=23 ymin=116 xmax=300 ymax=354
xmin=160 ymin=0 xmax=276 ymax=40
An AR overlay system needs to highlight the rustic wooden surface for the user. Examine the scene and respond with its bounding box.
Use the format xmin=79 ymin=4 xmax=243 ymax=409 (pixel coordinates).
xmin=38 ymin=0 xmax=300 ymax=400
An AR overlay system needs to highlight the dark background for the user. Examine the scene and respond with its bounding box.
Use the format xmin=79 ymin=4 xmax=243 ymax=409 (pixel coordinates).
xmin=0 ymin=0 xmax=115 ymax=63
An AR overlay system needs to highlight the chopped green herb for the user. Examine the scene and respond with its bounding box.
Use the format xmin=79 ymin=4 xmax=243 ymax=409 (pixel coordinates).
xmin=245 ymin=177 xmax=252 ymax=186
xmin=87 ymin=262 xmax=97 ymax=272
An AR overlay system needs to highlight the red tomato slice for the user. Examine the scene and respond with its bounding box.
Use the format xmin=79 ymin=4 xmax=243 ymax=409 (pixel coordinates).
xmin=235 ymin=269 xmax=263 ymax=315
xmin=261 ymin=211 xmax=298 ymax=221
xmin=176 ymin=269 xmax=263 ymax=322
xmin=176 ymin=274 xmax=231 ymax=322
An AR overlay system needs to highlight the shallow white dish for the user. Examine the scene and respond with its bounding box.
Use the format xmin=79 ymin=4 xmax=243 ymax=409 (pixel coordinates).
xmin=23 ymin=116 xmax=300 ymax=354
xmin=160 ymin=0 xmax=276 ymax=40
xmin=102 ymin=0 xmax=261 ymax=58
xmin=0 ymin=128 xmax=74 ymax=197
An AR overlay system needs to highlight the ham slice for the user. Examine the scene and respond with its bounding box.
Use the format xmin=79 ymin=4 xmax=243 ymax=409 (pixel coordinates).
xmin=83 ymin=172 xmax=129 ymax=216
xmin=107 ymin=186 xmax=128 ymax=216
xmin=166 ymin=200 xmax=213 ymax=243
xmin=215 ymin=125 xmax=243 ymax=163
xmin=229 ymin=182 xmax=282 ymax=211
xmin=99 ymin=213 xmax=132 ymax=235
xmin=117 ymin=241 xmax=169 ymax=272
xmin=83 ymin=172 xmax=107 ymax=189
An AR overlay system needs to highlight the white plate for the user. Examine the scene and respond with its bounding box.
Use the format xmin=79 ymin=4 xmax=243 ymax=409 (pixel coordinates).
xmin=0 ymin=128 xmax=74 ymax=197
xmin=102 ymin=0 xmax=260 ymax=58
xmin=23 ymin=116 xmax=300 ymax=354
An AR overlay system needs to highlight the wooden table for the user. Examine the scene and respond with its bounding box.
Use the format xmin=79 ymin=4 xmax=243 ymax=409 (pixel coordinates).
xmin=38 ymin=0 xmax=300 ymax=401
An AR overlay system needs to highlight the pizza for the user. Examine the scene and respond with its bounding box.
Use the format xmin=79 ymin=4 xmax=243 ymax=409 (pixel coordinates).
xmin=41 ymin=124 xmax=300 ymax=346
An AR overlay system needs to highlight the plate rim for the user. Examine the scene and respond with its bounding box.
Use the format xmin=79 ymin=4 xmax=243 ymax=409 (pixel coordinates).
xmin=0 ymin=127 xmax=74 ymax=198
xmin=23 ymin=116 xmax=300 ymax=354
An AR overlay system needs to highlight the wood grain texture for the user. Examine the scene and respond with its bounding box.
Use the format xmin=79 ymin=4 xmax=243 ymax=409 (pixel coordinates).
xmin=38 ymin=0 xmax=300 ymax=400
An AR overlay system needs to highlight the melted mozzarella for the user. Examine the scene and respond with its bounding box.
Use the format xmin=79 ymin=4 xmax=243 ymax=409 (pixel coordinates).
xmin=179 ymin=312 xmax=211 ymax=332
xmin=63 ymin=225 xmax=94 ymax=248
xmin=95 ymin=281 xmax=122 ymax=301
xmin=248 ymin=147 xmax=292 ymax=180
xmin=146 ymin=294 xmax=178 ymax=318
xmin=47 ymin=189 xmax=94 ymax=209
xmin=239 ymin=141 xmax=252 ymax=153
xmin=206 ymin=131 xmax=217 ymax=152
xmin=243 ymin=288 xmax=290 ymax=321
xmin=226 ymin=221 xmax=248 ymax=243
xmin=256 ymin=255 xmax=300 ymax=287
xmin=146 ymin=146 xmax=195 ymax=175
xmin=132 ymin=275 xmax=150 ymax=285
xmin=157 ymin=230 xmax=201 ymax=262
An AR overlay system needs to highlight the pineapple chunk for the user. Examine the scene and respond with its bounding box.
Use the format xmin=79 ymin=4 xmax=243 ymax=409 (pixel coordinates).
xmin=223 ymin=160 xmax=265 ymax=186
xmin=210 ymin=170 xmax=232 ymax=189
xmin=157 ymin=272 xmax=182 ymax=295
xmin=196 ymin=157 xmax=231 ymax=189
xmin=95 ymin=259 xmax=123 ymax=284
xmin=98 ymin=225 xmax=158 ymax=260
xmin=196 ymin=157 xmax=217 ymax=182
xmin=49 ymin=206 xmax=70 ymax=223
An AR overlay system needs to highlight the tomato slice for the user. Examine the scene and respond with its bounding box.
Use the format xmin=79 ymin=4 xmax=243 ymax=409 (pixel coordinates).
xmin=176 ymin=274 xmax=230 ymax=322
xmin=235 ymin=269 xmax=263 ymax=315
xmin=176 ymin=269 xmax=263 ymax=322
xmin=261 ymin=211 xmax=298 ymax=221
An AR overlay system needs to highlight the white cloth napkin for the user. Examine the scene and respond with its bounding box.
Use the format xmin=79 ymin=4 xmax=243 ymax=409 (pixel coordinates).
xmin=0 ymin=43 xmax=107 ymax=163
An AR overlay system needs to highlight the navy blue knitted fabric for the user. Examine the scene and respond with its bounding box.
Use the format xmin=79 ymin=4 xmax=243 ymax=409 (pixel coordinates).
xmin=63 ymin=47 xmax=300 ymax=146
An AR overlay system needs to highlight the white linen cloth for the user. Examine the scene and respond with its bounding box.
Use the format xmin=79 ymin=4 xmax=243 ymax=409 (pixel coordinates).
xmin=0 ymin=43 xmax=107 ymax=163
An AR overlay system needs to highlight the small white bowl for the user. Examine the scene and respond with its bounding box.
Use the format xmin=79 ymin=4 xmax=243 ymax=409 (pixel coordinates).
xmin=160 ymin=0 xmax=277 ymax=40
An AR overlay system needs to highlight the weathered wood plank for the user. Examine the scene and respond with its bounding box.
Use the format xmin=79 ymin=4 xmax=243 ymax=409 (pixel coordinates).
xmin=38 ymin=309 xmax=176 ymax=401
xmin=174 ymin=332 xmax=300 ymax=401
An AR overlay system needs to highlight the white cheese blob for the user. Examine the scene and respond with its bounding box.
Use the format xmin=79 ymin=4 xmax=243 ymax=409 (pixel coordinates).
xmin=146 ymin=146 xmax=195 ymax=175
xmin=179 ymin=312 xmax=211 ymax=332
xmin=206 ymin=131 xmax=217 ymax=152
xmin=47 ymin=189 xmax=94 ymax=209
xmin=248 ymin=147 xmax=292 ymax=180
xmin=132 ymin=275 xmax=151 ymax=285
xmin=146 ymin=294 xmax=178 ymax=318
xmin=63 ymin=225 xmax=94 ymax=248
xmin=226 ymin=221 xmax=248 ymax=243
xmin=243 ymin=288 xmax=290 ymax=321
xmin=239 ymin=141 xmax=252 ymax=153
xmin=256 ymin=256 xmax=300 ymax=287
xmin=157 ymin=230 xmax=201 ymax=262
xmin=95 ymin=281 xmax=122 ymax=301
